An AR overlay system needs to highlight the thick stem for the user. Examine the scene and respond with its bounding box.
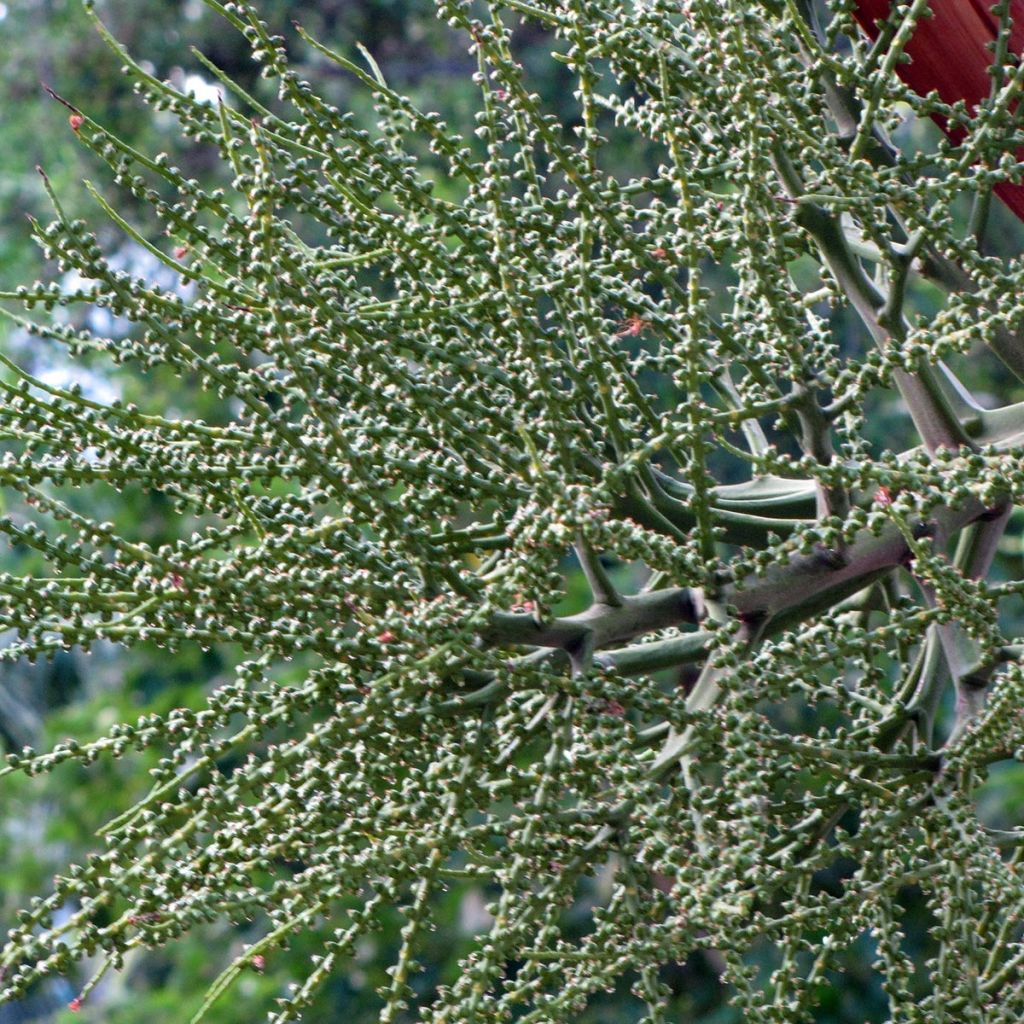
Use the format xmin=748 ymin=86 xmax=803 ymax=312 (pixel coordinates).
xmin=484 ymin=497 xmax=995 ymax=672
xmin=771 ymin=144 xmax=973 ymax=452
xmin=941 ymin=504 xmax=1014 ymax=746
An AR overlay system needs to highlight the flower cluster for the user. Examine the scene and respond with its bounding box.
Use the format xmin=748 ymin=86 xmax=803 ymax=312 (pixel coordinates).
xmin=3 ymin=0 xmax=1024 ymax=1019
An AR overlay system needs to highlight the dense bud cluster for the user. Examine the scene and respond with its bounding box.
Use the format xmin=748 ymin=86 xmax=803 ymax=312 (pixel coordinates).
xmin=3 ymin=0 xmax=1024 ymax=1019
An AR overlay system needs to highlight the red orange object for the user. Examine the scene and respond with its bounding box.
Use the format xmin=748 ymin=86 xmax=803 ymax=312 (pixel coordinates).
xmin=852 ymin=0 xmax=1024 ymax=219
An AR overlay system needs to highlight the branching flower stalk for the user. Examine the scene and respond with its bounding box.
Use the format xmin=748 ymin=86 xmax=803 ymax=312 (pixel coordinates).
xmin=4 ymin=0 xmax=1024 ymax=1019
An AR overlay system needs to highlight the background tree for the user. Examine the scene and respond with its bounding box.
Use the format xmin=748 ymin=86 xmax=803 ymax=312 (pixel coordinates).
xmin=3 ymin=0 xmax=1024 ymax=1021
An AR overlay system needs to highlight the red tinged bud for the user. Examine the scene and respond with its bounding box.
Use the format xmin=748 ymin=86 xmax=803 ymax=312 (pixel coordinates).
xmin=615 ymin=315 xmax=652 ymax=337
xmin=68 ymin=998 xmax=83 ymax=1012
xmin=852 ymin=0 xmax=1024 ymax=220
xmin=68 ymin=113 xmax=84 ymax=132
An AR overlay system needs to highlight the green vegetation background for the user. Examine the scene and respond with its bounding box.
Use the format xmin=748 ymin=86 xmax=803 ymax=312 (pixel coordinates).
xmin=0 ymin=1 xmax=1022 ymax=1021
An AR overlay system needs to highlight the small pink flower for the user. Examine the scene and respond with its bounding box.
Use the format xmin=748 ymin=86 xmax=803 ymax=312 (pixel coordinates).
xmin=615 ymin=315 xmax=651 ymax=338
